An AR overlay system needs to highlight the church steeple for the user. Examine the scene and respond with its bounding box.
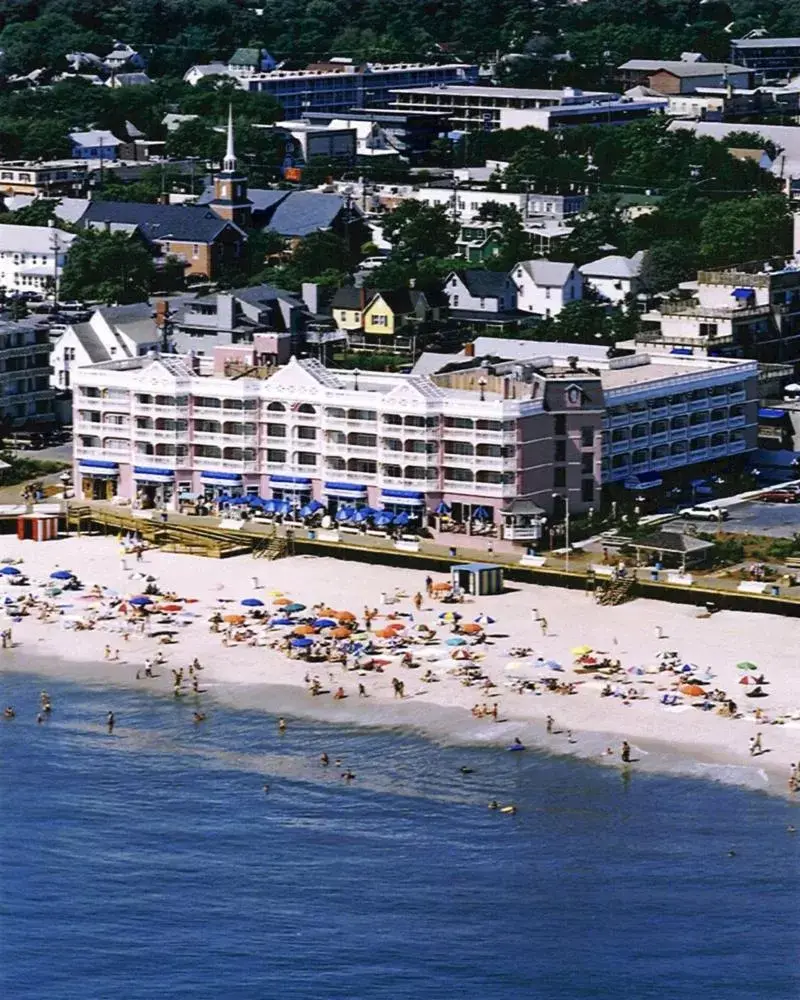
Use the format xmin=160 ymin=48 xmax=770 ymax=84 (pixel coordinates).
xmin=223 ymin=103 xmax=237 ymax=174
xmin=210 ymin=104 xmax=251 ymax=229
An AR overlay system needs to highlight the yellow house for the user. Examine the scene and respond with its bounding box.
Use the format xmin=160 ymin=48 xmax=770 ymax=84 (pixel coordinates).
xmin=363 ymin=290 xmax=426 ymax=336
xmin=331 ymin=286 xmax=371 ymax=332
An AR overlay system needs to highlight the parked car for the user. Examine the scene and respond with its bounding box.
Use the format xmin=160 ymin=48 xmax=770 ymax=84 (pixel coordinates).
xmin=681 ymin=505 xmax=730 ymax=521
xmin=358 ymin=256 xmax=388 ymax=272
xmin=759 ymin=488 xmax=800 ymax=504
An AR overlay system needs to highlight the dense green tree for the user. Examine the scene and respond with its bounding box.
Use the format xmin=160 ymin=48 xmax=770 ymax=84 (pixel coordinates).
xmin=60 ymin=230 xmax=155 ymax=304
xmin=699 ymin=195 xmax=792 ymax=268
xmin=382 ymin=202 xmax=458 ymax=265
xmin=639 ymin=240 xmax=698 ymax=293
xmin=476 ymin=202 xmax=531 ymax=270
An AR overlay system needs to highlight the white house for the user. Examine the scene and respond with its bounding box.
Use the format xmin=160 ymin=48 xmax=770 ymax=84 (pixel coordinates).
xmin=579 ymin=251 xmax=645 ymax=305
xmin=445 ymin=269 xmax=517 ymax=315
xmin=0 ymin=223 xmax=75 ymax=298
xmin=511 ymin=259 xmax=582 ymax=318
xmin=51 ymin=302 xmax=161 ymax=390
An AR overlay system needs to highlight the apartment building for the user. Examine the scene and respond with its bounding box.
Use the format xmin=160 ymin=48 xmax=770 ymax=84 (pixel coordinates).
xmin=0 ymin=223 xmax=75 ymax=298
xmin=638 ymin=266 xmax=800 ymax=363
xmin=0 ymin=160 xmax=88 ymax=198
xmin=730 ymin=37 xmax=800 ymax=81
xmin=188 ymin=61 xmax=478 ymax=116
xmin=0 ymin=321 xmax=56 ymax=430
xmin=71 ymin=346 xmax=758 ymax=545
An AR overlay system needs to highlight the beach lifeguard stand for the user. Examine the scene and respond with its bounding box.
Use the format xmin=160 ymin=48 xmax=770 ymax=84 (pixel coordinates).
xmin=451 ymin=562 xmax=504 ymax=597
xmin=16 ymin=513 xmax=59 ymax=542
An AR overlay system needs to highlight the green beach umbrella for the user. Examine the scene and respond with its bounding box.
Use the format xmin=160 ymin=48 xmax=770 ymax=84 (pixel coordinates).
xmin=736 ymin=661 xmax=758 ymax=671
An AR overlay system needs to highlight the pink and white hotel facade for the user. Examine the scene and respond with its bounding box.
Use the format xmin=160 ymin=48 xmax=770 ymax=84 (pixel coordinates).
xmin=72 ymin=348 xmax=759 ymax=545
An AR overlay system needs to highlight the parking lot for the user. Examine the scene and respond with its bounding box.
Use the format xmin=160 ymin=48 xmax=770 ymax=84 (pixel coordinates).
xmin=713 ymin=499 xmax=800 ymax=538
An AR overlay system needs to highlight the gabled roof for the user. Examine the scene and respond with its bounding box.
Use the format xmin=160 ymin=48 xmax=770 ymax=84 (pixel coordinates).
xmin=633 ymin=530 xmax=714 ymax=554
xmin=233 ymin=283 xmax=304 ymax=309
xmin=265 ymin=191 xmax=348 ymax=237
xmin=732 ymin=36 xmax=800 ymax=49
xmin=0 ymin=223 xmax=74 ymax=255
xmin=69 ymin=129 xmax=122 ymax=147
xmin=109 ymin=72 xmax=152 ymax=86
xmin=331 ymin=286 xmax=372 ymax=310
xmin=229 ymin=47 xmax=262 ymax=66
xmin=514 ymin=259 xmax=575 ymax=286
xmin=70 ymin=323 xmax=111 ymax=363
xmin=184 ymin=63 xmax=229 ymax=78
xmin=95 ymin=302 xmax=154 ymax=324
xmin=580 ymin=251 xmax=645 ymax=279
xmin=369 ymin=289 xmax=416 ymax=314
xmin=81 ymin=201 xmax=240 ymax=244
xmin=456 ymin=268 xmax=512 ymax=298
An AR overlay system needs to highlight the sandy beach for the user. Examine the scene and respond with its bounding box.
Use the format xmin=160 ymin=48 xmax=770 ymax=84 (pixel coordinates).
xmin=1 ymin=533 xmax=799 ymax=796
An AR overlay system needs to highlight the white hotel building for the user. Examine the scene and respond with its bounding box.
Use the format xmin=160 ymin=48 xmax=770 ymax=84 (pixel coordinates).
xmin=72 ymin=343 xmax=758 ymax=544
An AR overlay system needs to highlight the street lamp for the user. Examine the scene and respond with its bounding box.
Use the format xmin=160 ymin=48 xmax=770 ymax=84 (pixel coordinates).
xmin=552 ymin=492 xmax=570 ymax=573
xmin=478 ymin=376 xmax=487 ymax=402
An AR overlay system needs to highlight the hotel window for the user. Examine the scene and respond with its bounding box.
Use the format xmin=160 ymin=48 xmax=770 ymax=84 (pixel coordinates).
xmin=553 ymin=467 xmax=566 ymax=488
xmin=581 ymin=453 xmax=593 ymax=474
xmin=266 ymin=423 xmax=286 ymax=437
xmin=296 ymin=452 xmax=317 ymax=466
xmin=266 ymin=449 xmax=286 ymax=462
xmin=581 ymin=425 xmax=594 ymax=447
xmin=296 ymin=426 xmax=316 ymax=440
xmin=192 ymin=244 xmax=199 ymax=258
xmin=554 ymin=440 xmax=566 ymax=462
xmin=581 ymin=479 xmax=594 ymax=503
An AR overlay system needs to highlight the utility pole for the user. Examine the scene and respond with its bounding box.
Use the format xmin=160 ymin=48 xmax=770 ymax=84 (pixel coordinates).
xmin=49 ymin=222 xmax=60 ymax=311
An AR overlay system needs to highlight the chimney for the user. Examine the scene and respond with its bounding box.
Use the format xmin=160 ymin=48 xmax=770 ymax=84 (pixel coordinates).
xmin=464 ymin=340 xmax=475 ymax=357
xmin=154 ymin=299 xmax=168 ymax=327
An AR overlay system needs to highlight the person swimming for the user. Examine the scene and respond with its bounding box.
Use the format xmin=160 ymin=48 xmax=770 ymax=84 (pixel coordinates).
xmin=3 ymin=706 xmax=15 ymax=719
xmin=193 ymin=712 xmax=206 ymax=723
xmin=278 ymin=717 xmax=287 ymax=733
xmin=320 ymin=753 xmax=329 ymax=766
xmin=107 ymin=711 xmax=115 ymax=734
xmin=341 ymin=769 xmax=356 ymax=781
xmin=488 ymin=800 xmax=499 ymax=810
xmin=460 ymin=766 xmax=474 ymax=774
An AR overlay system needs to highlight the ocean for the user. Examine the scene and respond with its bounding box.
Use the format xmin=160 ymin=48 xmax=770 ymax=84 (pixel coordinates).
xmin=1 ymin=670 xmax=798 ymax=1000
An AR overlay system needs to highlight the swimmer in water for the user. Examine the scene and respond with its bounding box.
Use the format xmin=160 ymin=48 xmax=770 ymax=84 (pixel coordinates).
xmin=278 ymin=717 xmax=287 ymax=733
xmin=263 ymin=784 xmax=269 ymax=794
xmin=107 ymin=711 xmax=115 ymax=734
xmin=193 ymin=712 xmax=206 ymax=723
xmin=320 ymin=753 xmax=329 ymax=766
xmin=341 ymin=769 xmax=356 ymax=781
xmin=488 ymin=800 xmax=499 ymax=810
xmin=3 ymin=706 xmax=15 ymax=719
xmin=36 ymin=713 xmax=43 ymax=724
xmin=460 ymin=766 xmax=474 ymax=774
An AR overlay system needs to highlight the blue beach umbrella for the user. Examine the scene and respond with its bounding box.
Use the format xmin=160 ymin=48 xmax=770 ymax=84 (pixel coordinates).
xmin=393 ymin=511 xmax=410 ymax=527
xmin=314 ymin=618 xmax=337 ymax=628
xmin=50 ymin=569 xmax=74 ymax=579
xmin=1 ymin=566 xmax=21 ymax=576
xmin=298 ymin=505 xmax=313 ymax=519
xmin=434 ymin=501 xmax=451 ymax=515
xmin=336 ymin=506 xmax=356 ymax=522
xmin=241 ymin=598 xmax=264 ymax=607
xmin=474 ymin=613 xmax=495 ymax=625
xmin=284 ymin=602 xmax=306 ymax=613
xmin=307 ymin=499 xmax=324 ymax=512
xmin=129 ymin=595 xmax=153 ymax=607
xmin=472 ymin=506 xmax=489 ymax=521
xmin=446 ymin=637 xmax=466 ymax=646
xmin=291 ymin=637 xmax=313 ymax=648
xmin=374 ymin=511 xmax=394 ymax=527
xmin=261 ymin=499 xmax=276 ymax=514
xmin=270 ymin=617 xmax=294 ymax=626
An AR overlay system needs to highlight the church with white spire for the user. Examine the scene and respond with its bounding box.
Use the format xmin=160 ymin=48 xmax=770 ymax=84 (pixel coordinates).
xmin=209 ymin=106 xmax=252 ymax=229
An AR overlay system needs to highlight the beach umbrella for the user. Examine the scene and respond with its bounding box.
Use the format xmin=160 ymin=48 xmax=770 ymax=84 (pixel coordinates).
xmin=1 ymin=566 xmax=21 ymax=576
xmin=374 ymin=511 xmax=394 ymax=527
xmin=474 ymin=613 xmax=495 ymax=625
xmin=261 ymin=500 xmax=276 ymax=514
xmin=375 ymin=627 xmax=398 ymax=639
xmin=571 ymin=645 xmax=592 ymax=657
xmin=223 ymin=614 xmax=246 ymax=624
xmin=273 ymin=597 xmax=291 ymax=606
xmin=284 ymin=602 xmax=306 ymax=613
xmin=293 ymin=624 xmax=316 ymax=635
xmin=736 ymin=661 xmax=758 ymax=671
xmin=544 ymin=660 xmax=564 ymax=671
xmin=51 ymin=569 xmax=75 ymax=579
xmin=393 ymin=511 xmax=410 ymax=527
xmin=447 ymin=637 xmax=467 ymax=646
xmin=439 ymin=610 xmax=461 ymax=622
xmin=385 ymin=621 xmax=405 ymax=631
xmin=434 ymin=501 xmax=451 ymax=516
xmin=472 ymin=506 xmax=489 ymax=521
xmin=314 ymin=618 xmax=337 ymax=628
xmin=307 ymin=499 xmax=324 ymax=513
xmin=129 ymin=595 xmax=153 ymax=607
xmin=336 ymin=507 xmax=356 ymax=522
xmin=270 ymin=616 xmax=294 ymax=626
xmin=241 ymin=598 xmax=265 ymax=607
xmin=679 ymin=684 xmax=706 ymax=697
xmin=460 ymin=623 xmax=482 ymax=634
xmin=331 ymin=626 xmax=352 ymax=639
xmin=298 ymin=505 xmax=313 ymax=519
xmin=336 ymin=611 xmax=356 ymax=622
xmin=291 ymin=637 xmax=313 ymax=648
xmin=353 ymin=507 xmax=375 ymax=523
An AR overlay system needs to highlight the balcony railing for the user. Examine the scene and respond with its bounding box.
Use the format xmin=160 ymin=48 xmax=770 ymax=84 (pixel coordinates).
xmin=728 ymin=390 xmax=747 ymax=404
xmin=687 ymin=397 xmax=708 ymax=412
xmin=649 ymin=431 xmax=669 ymax=445
xmin=728 ymin=415 xmax=747 ymax=428
xmin=709 ymin=444 xmax=728 ymax=458
xmin=609 ymin=413 xmax=630 ymax=428
xmin=648 ymin=405 xmax=669 ymax=419
xmin=728 ymin=439 xmax=747 ymax=453
xmin=132 ymin=454 xmax=181 ymax=468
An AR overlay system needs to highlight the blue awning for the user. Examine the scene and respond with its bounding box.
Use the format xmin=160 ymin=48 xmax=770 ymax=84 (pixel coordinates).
xmin=270 ymin=475 xmax=312 ymax=485
xmin=324 ymin=482 xmax=367 ymax=495
xmin=381 ymin=489 xmax=425 ymax=500
xmin=624 ymin=472 xmax=663 ymax=490
xmin=78 ymin=459 xmax=119 ymax=470
xmin=201 ymin=471 xmax=242 ymax=481
xmin=732 ymin=287 xmax=754 ymax=299
xmin=758 ymin=408 xmax=785 ymax=419
xmin=134 ymin=466 xmax=174 ymax=477
xmin=670 ymin=347 xmax=693 ymax=356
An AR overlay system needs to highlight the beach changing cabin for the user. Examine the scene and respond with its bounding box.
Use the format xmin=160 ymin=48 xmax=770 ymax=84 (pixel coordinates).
xmin=17 ymin=512 xmax=59 ymax=541
xmin=451 ymin=562 xmax=504 ymax=597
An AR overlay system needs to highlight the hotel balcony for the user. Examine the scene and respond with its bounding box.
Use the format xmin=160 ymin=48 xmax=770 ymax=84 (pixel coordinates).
xmin=610 ymin=438 xmax=630 ymax=454
xmin=728 ymin=389 xmax=747 ymax=404
xmin=687 ymin=396 xmax=708 ymax=412
xmin=647 ymin=404 xmax=669 ymax=419
xmin=669 ymin=400 xmax=688 ymax=416
xmin=709 ymin=443 xmax=728 ymax=458
xmin=132 ymin=454 xmax=181 ymax=469
xmin=728 ymin=414 xmax=747 ymax=428
xmin=608 ymin=413 xmax=630 ymax=428
xmin=134 ymin=403 xmax=184 ymax=418
xmin=728 ymin=439 xmax=748 ymax=453
xmin=649 ymin=431 xmax=669 ymax=445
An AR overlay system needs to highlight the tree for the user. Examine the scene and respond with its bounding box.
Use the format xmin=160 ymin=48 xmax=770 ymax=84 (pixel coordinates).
xmin=382 ymin=202 xmax=457 ymax=265
xmin=60 ymin=230 xmax=155 ymax=304
xmin=639 ymin=240 xmax=698 ymax=294
xmin=0 ymin=199 xmax=59 ymax=227
xmin=477 ymin=202 xmax=530 ymax=269
xmin=699 ymin=195 xmax=792 ymax=268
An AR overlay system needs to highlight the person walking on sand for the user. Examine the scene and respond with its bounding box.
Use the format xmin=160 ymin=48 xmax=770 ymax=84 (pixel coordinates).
xmin=655 ymin=625 xmax=664 ymax=640
xmin=621 ymin=741 xmax=631 ymax=763
xmin=539 ymin=617 xmax=548 ymax=637
xmin=104 ymin=645 xmax=111 ymax=660
xmin=358 ymin=683 xmax=367 ymax=698
xmin=546 ymin=715 xmax=554 ymax=734
xmin=749 ymin=733 xmax=763 ymax=756
xmin=107 ymin=711 xmax=115 ymax=734
xmin=413 ymin=592 xmax=423 ymax=612
xmin=531 ymin=607 xmax=539 ymax=623
xmin=425 ymin=575 xmax=433 ymax=597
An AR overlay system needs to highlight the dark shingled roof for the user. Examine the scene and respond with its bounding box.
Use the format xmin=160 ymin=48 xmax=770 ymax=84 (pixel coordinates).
xmin=331 ymin=286 xmax=373 ymax=310
xmin=633 ymin=531 xmax=715 ymax=553
xmin=458 ymin=269 xmax=512 ymax=298
xmin=71 ymin=323 xmax=111 ymax=363
xmin=80 ymin=201 xmax=238 ymax=244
